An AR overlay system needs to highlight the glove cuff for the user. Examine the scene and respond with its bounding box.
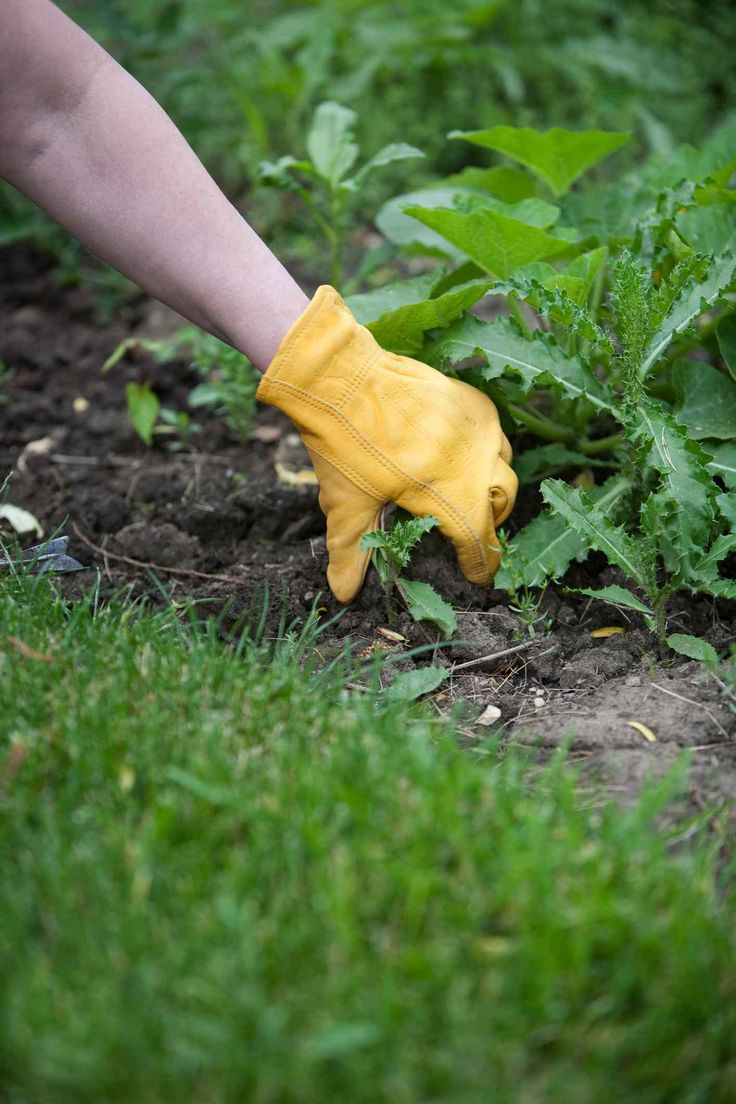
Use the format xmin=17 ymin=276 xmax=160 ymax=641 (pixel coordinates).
xmin=256 ymin=285 xmax=380 ymax=416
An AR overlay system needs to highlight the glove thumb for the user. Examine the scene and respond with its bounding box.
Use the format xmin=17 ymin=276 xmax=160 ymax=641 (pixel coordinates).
xmin=307 ymin=449 xmax=384 ymax=603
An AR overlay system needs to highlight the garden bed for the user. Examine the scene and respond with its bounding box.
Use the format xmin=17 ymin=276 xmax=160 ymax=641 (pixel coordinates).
xmin=2 ymin=245 xmax=735 ymax=811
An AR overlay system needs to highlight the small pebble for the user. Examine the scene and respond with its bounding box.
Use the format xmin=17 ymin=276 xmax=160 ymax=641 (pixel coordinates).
xmin=475 ymin=704 xmax=502 ymax=727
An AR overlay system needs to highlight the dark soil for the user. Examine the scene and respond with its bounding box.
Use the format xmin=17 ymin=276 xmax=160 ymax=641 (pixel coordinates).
xmin=2 ymin=245 xmax=735 ymax=812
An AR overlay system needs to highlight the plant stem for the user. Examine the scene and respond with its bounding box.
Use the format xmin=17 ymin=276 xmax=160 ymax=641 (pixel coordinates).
xmin=578 ymin=432 xmax=625 ymax=456
xmin=507 ymin=402 xmax=575 ymax=444
xmin=654 ymin=596 xmax=668 ymax=645
xmin=329 ymin=188 xmax=344 ymax=290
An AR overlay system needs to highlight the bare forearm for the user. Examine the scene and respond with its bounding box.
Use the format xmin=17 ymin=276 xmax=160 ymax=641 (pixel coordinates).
xmin=0 ymin=0 xmax=309 ymax=370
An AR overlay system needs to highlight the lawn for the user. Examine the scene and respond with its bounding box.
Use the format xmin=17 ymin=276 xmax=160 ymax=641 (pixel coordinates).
xmin=1 ymin=572 xmax=735 ymax=1102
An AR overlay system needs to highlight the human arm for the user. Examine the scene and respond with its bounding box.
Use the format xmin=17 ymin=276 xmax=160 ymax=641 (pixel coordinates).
xmin=0 ymin=0 xmax=309 ymax=371
xmin=0 ymin=0 xmax=517 ymax=598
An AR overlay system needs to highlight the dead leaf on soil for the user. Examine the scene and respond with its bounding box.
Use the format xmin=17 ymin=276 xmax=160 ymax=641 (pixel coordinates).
xmin=17 ymin=431 xmax=64 ymax=474
xmin=590 ymin=626 xmax=626 ymax=638
xmin=0 ymin=505 xmax=43 ymax=538
xmin=627 ymin=720 xmax=657 ymax=743
xmin=274 ymin=461 xmax=319 ymax=487
xmin=377 ymin=627 xmax=407 ymax=643
xmin=7 ymin=636 xmax=54 ymax=661
xmin=475 ymin=703 xmax=502 ymax=726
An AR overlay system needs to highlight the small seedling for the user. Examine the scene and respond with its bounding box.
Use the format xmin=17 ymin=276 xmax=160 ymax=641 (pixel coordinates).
xmin=105 ymin=328 xmax=258 ymax=445
xmin=259 ymin=101 xmax=423 ymax=288
xmin=125 ymin=382 xmax=159 ymax=447
xmin=496 ymin=531 xmax=553 ymax=639
xmin=360 ymin=515 xmax=456 ymax=638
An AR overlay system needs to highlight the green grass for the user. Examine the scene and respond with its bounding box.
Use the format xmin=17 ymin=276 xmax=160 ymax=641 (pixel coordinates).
xmin=1 ymin=573 xmax=735 ymax=1103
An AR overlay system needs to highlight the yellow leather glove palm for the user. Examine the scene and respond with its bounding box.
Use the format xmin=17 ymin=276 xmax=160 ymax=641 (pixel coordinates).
xmin=257 ymin=286 xmax=518 ymax=602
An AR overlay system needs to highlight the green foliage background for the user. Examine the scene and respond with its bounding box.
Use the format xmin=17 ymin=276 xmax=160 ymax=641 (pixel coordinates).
xmin=54 ymin=0 xmax=736 ymax=202
xmin=4 ymin=0 xmax=736 ymax=279
xmin=61 ymin=0 xmax=736 ymax=172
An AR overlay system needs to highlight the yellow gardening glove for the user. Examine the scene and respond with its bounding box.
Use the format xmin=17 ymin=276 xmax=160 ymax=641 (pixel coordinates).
xmin=257 ymin=286 xmax=518 ymax=602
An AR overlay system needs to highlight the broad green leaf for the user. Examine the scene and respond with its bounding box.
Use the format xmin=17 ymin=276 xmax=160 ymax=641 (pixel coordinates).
xmin=451 ymin=194 xmax=561 ymax=229
xmin=306 ymin=102 xmax=358 ymax=185
xmin=673 ymin=360 xmax=736 ymax=441
xmin=125 ymin=382 xmax=159 ymax=447
xmin=677 ymin=205 xmax=736 ymax=255
xmin=353 ymin=142 xmax=424 ymax=185
xmin=541 ymin=480 xmax=650 ymax=591
xmin=446 ymin=165 xmax=536 ymax=203
xmin=633 ymin=405 xmax=717 ymax=576
xmin=717 ymin=313 xmax=736 ymax=381
xmin=427 ymin=314 xmax=614 ymax=412
xmin=347 ymin=272 xmax=493 ymax=353
xmin=576 ymin=585 xmax=654 ymax=618
xmin=385 ymin=666 xmax=447 ymax=703
xmin=450 ymin=126 xmax=630 ymax=197
xmin=376 ymin=188 xmax=559 ymax=256
xmin=641 ymin=253 xmax=736 ymax=375
xmin=403 ymin=206 xmax=570 ymax=279
xmin=495 ymin=475 xmax=630 ymax=589
xmin=560 ymin=247 xmax=608 ymax=304
xmin=347 ymin=271 xmax=439 ymax=322
xmin=717 ymin=492 xmax=736 ymax=528
xmin=707 ymin=442 xmax=736 ymax=488
xmin=366 ymin=279 xmax=494 ymax=354
xmin=376 ymin=187 xmax=474 ymax=256
xmin=397 ymin=578 xmax=457 ymax=638
xmin=667 ymin=634 xmax=719 ymax=666
xmin=643 ymin=120 xmax=736 ymax=191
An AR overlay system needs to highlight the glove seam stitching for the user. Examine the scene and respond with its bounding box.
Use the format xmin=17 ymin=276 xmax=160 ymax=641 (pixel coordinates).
xmin=268 ymin=381 xmax=489 ymax=575
xmin=308 ymin=445 xmax=386 ymax=503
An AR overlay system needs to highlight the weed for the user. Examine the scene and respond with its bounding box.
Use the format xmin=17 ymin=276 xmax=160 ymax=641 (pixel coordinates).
xmin=496 ymin=530 xmax=553 ymax=639
xmin=259 ymin=100 xmax=423 ymax=288
xmin=360 ymin=514 xmax=456 ymax=637
xmin=104 ymin=327 xmax=258 ymax=445
xmin=351 ymin=120 xmax=736 ymax=645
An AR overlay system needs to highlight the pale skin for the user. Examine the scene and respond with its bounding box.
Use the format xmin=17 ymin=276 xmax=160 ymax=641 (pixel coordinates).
xmin=0 ymin=0 xmax=519 ymax=593
xmin=0 ymin=0 xmax=310 ymax=372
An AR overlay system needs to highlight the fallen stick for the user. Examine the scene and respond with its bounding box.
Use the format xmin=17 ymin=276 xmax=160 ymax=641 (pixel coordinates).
xmin=451 ymin=638 xmax=537 ymax=673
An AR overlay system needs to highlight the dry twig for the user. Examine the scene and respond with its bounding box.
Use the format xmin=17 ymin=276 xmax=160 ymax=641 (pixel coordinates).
xmin=72 ymin=522 xmax=246 ymax=585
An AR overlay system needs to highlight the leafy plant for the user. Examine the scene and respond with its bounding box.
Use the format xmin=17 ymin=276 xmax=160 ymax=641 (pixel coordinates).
xmin=104 ymin=327 xmax=258 ymax=444
xmin=360 ymin=515 xmax=456 ymax=638
xmin=125 ymin=382 xmax=159 ymax=447
xmin=495 ymin=531 xmax=553 ymax=639
xmin=259 ymin=100 xmax=423 ymax=287
xmin=185 ymin=331 xmax=258 ymax=441
xmin=353 ymin=121 xmax=736 ymax=643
